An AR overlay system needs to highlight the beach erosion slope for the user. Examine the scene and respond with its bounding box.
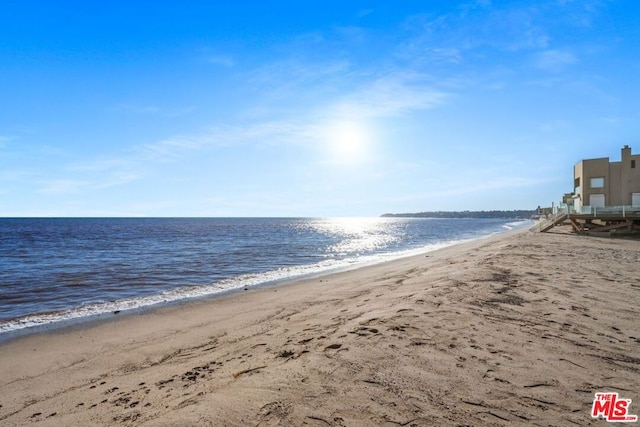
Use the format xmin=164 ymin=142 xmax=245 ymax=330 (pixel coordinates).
xmin=0 ymin=228 xmax=638 ymax=426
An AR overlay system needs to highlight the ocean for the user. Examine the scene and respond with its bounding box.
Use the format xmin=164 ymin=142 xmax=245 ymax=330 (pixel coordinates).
xmin=0 ymin=217 xmax=530 ymax=339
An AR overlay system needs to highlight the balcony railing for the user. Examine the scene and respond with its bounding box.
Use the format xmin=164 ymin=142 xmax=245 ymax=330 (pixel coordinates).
xmin=571 ymin=205 xmax=640 ymax=216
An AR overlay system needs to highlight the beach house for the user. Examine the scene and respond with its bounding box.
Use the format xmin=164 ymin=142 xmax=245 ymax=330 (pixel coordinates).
xmin=538 ymin=145 xmax=640 ymax=233
xmin=573 ymin=145 xmax=640 ymax=210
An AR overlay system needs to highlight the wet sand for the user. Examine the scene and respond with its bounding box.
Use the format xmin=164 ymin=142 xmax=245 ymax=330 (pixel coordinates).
xmin=0 ymin=227 xmax=638 ymax=426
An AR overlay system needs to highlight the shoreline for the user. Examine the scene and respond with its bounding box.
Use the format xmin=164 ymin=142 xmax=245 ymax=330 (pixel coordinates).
xmin=0 ymin=222 xmax=529 ymax=342
xmin=1 ymin=227 xmax=638 ymax=425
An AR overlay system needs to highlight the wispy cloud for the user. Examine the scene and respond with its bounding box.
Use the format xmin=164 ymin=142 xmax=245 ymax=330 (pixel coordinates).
xmin=332 ymin=72 xmax=448 ymax=119
xmin=357 ymin=8 xmax=374 ymax=18
xmin=428 ymin=47 xmax=464 ymax=64
xmin=398 ymin=0 xmax=605 ymax=76
xmin=556 ymin=0 xmax=606 ymax=28
xmin=384 ymin=175 xmax=556 ymax=204
xmin=135 ymin=72 xmax=449 ymax=163
xmin=37 ymin=179 xmax=89 ymax=195
xmin=35 ymin=169 xmax=142 ymax=196
xmin=112 ymin=104 xmax=195 ymax=117
xmin=207 ymin=55 xmax=235 ymax=67
xmin=534 ymin=49 xmax=578 ymax=71
xmin=21 ymin=152 xmax=146 ymax=197
xmin=0 ymin=167 xmax=36 ymax=184
xmin=0 ymin=135 xmax=12 ymax=148
xmin=400 ymin=3 xmax=551 ymax=62
xmin=137 ymin=121 xmax=314 ymax=162
xmin=247 ymin=58 xmax=352 ymax=92
xmin=539 ymin=119 xmax=570 ymax=132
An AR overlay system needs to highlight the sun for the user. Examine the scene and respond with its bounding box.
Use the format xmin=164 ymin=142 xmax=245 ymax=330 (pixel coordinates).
xmin=324 ymin=121 xmax=372 ymax=165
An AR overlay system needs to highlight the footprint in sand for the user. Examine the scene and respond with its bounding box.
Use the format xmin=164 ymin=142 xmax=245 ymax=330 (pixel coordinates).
xmin=350 ymin=326 xmax=379 ymax=337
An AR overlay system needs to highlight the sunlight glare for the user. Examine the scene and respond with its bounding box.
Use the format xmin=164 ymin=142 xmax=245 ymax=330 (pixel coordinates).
xmin=324 ymin=121 xmax=372 ymax=165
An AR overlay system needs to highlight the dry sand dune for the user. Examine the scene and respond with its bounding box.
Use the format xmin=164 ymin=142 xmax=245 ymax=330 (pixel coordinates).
xmin=0 ymin=227 xmax=638 ymax=426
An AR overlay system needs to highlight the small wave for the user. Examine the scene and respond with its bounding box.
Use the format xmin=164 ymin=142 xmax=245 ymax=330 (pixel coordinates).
xmin=506 ymin=219 xmax=531 ymax=227
xmin=0 ymin=221 xmax=521 ymax=336
xmin=0 ymin=238 xmax=472 ymax=334
xmin=502 ymin=219 xmax=532 ymax=230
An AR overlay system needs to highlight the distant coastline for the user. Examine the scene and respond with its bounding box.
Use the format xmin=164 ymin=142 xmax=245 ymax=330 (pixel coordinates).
xmin=381 ymin=210 xmax=535 ymax=219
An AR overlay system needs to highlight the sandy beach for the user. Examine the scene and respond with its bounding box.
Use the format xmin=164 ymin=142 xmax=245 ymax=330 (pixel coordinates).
xmin=0 ymin=227 xmax=638 ymax=426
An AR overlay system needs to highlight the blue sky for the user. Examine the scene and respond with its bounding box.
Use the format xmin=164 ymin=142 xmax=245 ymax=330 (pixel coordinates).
xmin=1 ymin=0 xmax=639 ymax=217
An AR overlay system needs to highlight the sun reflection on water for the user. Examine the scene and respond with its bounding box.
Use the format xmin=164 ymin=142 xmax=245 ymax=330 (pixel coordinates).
xmin=306 ymin=217 xmax=403 ymax=256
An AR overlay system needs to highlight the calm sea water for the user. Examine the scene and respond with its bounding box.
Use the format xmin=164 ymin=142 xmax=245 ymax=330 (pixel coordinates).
xmin=0 ymin=217 xmax=529 ymax=336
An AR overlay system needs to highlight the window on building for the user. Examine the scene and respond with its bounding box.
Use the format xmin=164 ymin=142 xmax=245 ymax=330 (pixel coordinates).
xmin=590 ymin=177 xmax=605 ymax=188
xmin=632 ymin=159 xmax=636 ymax=168
xmin=574 ymin=177 xmax=580 ymax=188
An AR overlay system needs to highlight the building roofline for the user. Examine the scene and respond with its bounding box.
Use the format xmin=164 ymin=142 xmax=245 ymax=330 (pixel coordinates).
xmin=575 ymin=157 xmax=609 ymax=166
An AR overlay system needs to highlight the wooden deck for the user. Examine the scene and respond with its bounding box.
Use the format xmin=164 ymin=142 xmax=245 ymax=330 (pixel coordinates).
xmin=536 ymin=207 xmax=640 ymax=235
xmin=568 ymin=212 xmax=640 ymax=235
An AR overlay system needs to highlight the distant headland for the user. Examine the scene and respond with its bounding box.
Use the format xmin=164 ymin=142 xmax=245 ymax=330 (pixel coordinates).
xmin=381 ymin=210 xmax=535 ymax=219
